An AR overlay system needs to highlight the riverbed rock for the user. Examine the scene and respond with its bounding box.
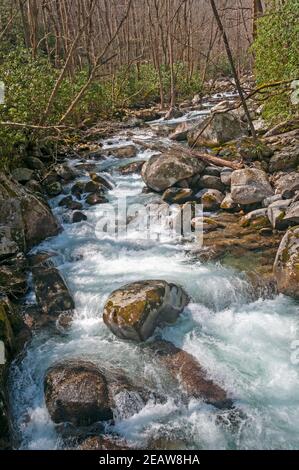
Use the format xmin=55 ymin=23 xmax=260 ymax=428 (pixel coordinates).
xmin=0 ymin=173 xmax=60 ymax=251
xmin=283 ymin=201 xmax=299 ymax=225
xmin=267 ymin=199 xmax=292 ymax=229
xmin=0 ymin=265 xmax=28 ymax=298
xmin=201 ymin=189 xmax=224 ymax=211
xmin=118 ymin=161 xmax=145 ymax=175
xmin=85 ymin=193 xmax=108 ymax=206
xmin=24 ymin=156 xmax=45 ymax=171
xmin=187 ymin=112 xmax=246 ymax=147
xmin=142 ymin=152 xmax=205 ymax=192
xmin=148 ymin=341 xmax=232 ymax=409
xmin=11 ymin=168 xmax=34 ymax=184
xmin=0 ymin=227 xmax=19 ymax=261
xmin=108 ymin=145 xmax=137 ymax=159
xmin=231 ymin=168 xmax=274 ymax=205
xmin=220 ymin=169 xmax=233 ymax=186
xmin=103 ymin=280 xmax=189 ymax=342
xmin=273 ymin=226 xmax=299 ymax=299
xmin=162 ymin=188 xmax=193 ymax=204
xmin=89 ymin=173 xmax=113 ymax=190
xmin=169 ymin=122 xmax=193 ymax=142
xmin=240 ymin=208 xmax=271 ymax=230
xmin=269 ymin=145 xmax=299 ymax=173
xmin=59 ymin=196 xmax=83 ymax=211
xmin=54 ymin=163 xmax=78 ymax=182
xmin=72 ymin=212 xmax=87 ymax=224
xmin=44 ymin=360 xmax=113 ymax=426
xmin=273 ymin=172 xmax=299 ymax=199
xmin=45 ymin=181 xmax=62 ymax=197
xmin=220 ymin=193 xmax=240 ymax=212
xmin=32 ymin=265 xmax=74 ymax=316
xmin=78 ymin=436 xmax=130 ymax=450
xmin=197 ymin=175 xmax=225 ymax=192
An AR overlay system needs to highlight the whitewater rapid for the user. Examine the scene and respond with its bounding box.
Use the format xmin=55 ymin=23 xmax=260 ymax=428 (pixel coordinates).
xmin=8 ymin=129 xmax=299 ymax=450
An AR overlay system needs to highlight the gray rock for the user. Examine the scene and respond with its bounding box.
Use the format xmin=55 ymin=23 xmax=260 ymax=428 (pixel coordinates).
xmin=11 ymin=168 xmax=34 ymax=183
xmin=220 ymin=169 xmax=233 ymax=186
xmin=142 ymin=152 xmax=205 ymax=192
xmin=262 ymin=194 xmax=283 ymax=208
xmin=274 ymin=227 xmax=299 ymax=299
xmin=0 ymin=226 xmax=19 ymax=260
xmin=106 ymin=145 xmax=137 ymax=159
xmin=54 ymin=163 xmax=78 ymax=181
xmin=274 ymin=172 xmax=299 ymax=199
xmin=267 ymin=199 xmax=292 ymax=230
xmin=220 ymin=193 xmax=240 ymax=212
xmin=201 ymin=189 xmax=224 ymax=211
xmin=204 ymin=166 xmax=221 ymax=177
xmin=283 ymin=201 xmax=299 ymax=225
xmin=231 ymin=168 xmax=274 ymax=205
xmin=198 ymin=175 xmax=225 ymax=192
xmin=103 ymin=280 xmax=189 ymax=342
xmin=0 ymin=173 xmax=59 ymax=251
xmin=45 ymin=181 xmax=62 ymax=197
xmin=24 ymin=156 xmax=45 ymax=171
xmin=188 ymin=112 xmax=247 ymax=147
xmin=269 ymin=145 xmax=299 ymax=173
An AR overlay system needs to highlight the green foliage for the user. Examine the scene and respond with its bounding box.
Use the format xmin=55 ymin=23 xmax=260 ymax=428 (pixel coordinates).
xmin=253 ymin=0 xmax=299 ymax=123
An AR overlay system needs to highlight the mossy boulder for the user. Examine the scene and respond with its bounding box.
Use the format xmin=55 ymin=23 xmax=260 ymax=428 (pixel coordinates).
xmin=274 ymin=226 xmax=299 ymax=299
xmin=103 ymin=280 xmax=189 ymax=342
xmin=162 ymin=188 xmax=193 ymax=204
xmin=240 ymin=208 xmax=271 ymax=230
xmin=187 ymin=112 xmax=247 ymax=148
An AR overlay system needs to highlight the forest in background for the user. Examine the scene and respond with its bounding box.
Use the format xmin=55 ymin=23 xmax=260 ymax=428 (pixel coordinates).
xmin=0 ymin=0 xmax=298 ymax=165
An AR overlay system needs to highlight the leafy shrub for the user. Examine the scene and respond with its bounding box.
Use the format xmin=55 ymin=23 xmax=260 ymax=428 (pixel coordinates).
xmin=253 ymin=0 xmax=299 ymax=123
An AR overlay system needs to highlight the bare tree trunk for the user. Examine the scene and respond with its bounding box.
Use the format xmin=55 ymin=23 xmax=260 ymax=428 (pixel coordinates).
xmin=209 ymin=0 xmax=257 ymax=140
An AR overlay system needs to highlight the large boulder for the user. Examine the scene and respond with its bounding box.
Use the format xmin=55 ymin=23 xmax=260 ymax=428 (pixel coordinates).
xmin=44 ymin=361 xmax=113 ymax=426
xmin=148 ymin=341 xmax=232 ymax=409
xmin=32 ymin=264 xmax=74 ymax=316
xmin=187 ymin=112 xmax=246 ymax=147
xmin=231 ymin=168 xmax=274 ymax=205
xmin=273 ymin=172 xmax=299 ymax=199
xmin=0 ymin=173 xmax=60 ymax=251
xmin=142 ymin=152 xmax=205 ymax=192
xmin=103 ymin=280 xmax=189 ymax=342
xmin=269 ymin=145 xmax=299 ymax=173
xmin=273 ymin=226 xmax=299 ymax=299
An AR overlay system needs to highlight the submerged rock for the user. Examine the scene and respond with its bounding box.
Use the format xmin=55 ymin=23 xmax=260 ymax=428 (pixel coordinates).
xmin=103 ymin=280 xmax=189 ymax=342
xmin=148 ymin=341 xmax=232 ymax=409
xmin=231 ymin=168 xmax=273 ymax=205
xmin=273 ymin=226 xmax=299 ymax=299
xmin=32 ymin=265 xmax=74 ymax=316
xmin=142 ymin=152 xmax=205 ymax=192
xmin=44 ymin=361 xmax=113 ymax=426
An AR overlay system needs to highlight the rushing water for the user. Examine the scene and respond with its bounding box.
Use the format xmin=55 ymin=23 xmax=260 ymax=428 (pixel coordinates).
xmin=8 ymin=125 xmax=299 ymax=451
